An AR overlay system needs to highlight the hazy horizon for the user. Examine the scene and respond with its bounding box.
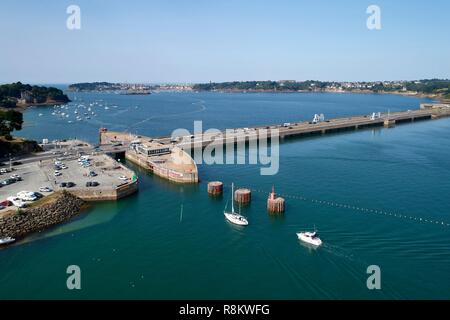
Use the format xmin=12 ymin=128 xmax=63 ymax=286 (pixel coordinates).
xmin=2 ymin=78 xmax=450 ymax=87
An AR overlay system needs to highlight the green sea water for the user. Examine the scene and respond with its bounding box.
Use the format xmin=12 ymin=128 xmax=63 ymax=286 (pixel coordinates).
xmin=1 ymin=90 xmax=450 ymax=299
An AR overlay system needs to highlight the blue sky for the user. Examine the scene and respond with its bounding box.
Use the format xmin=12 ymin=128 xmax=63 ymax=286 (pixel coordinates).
xmin=0 ymin=0 xmax=449 ymax=83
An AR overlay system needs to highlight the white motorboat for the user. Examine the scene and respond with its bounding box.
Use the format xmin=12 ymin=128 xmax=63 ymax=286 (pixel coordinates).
xmin=297 ymin=231 xmax=323 ymax=247
xmin=224 ymin=183 xmax=249 ymax=226
xmin=0 ymin=237 xmax=15 ymax=245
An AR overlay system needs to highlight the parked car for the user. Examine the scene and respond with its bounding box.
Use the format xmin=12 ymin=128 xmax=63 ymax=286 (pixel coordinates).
xmin=86 ymin=181 xmax=100 ymax=187
xmin=12 ymin=161 xmax=22 ymax=166
xmin=54 ymin=171 xmax=62 ymax=177
xmin=39 ymin=187 xmax=53 ymax=193
xmin=7 ymin=196 xmax=26 ymax=208
xmin=10 ymin=174 xmax=22 ymax=181
xmin=66 ymin=182 xmax=76 ymax=188
xmin=1 ymin=178 xmax=15 ymax=186
xmin=34 ymin=192 xmax=44 ymax=199
xmin=0 ymin=200 xmax=11 ymax=207
xmin=119 ymin=175 xmax=128 ymax=181
xmin=60 ymin=182 xmax=67 ymax=188
xmin=89 ymin=171 xmax=98 ymax=177
xmin=17 ymin=191 xmax=37 ymax=202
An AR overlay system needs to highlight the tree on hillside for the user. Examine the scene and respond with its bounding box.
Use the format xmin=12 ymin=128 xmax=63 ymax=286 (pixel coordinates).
xmin=0 ymin=110 xmax=23 ymax=136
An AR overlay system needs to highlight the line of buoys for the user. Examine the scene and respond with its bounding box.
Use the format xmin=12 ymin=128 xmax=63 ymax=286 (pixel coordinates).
xmin=233 ymin=186 xmax=449 ymax=229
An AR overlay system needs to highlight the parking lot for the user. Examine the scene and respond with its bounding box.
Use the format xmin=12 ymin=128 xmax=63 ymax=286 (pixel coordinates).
xmin=42 ymin=154 xmax=133 ymax=192
xmin=1 ymin=151 xmax=135 ymax=216
xmin=0 ymin=162 xmax=53 ymax=215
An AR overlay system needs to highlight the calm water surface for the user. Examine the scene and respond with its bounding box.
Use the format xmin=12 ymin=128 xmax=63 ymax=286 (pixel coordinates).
xmin=1 ymin=90 xmax=449 ymax=299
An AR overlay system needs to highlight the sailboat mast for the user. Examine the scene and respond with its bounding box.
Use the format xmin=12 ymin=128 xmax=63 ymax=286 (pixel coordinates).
xmin=231 ymin=183 xmax=235 ymax=213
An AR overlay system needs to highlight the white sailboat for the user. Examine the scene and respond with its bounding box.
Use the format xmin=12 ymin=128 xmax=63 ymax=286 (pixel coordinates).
xmin=224 ymin=183 xmax=249 ymax=226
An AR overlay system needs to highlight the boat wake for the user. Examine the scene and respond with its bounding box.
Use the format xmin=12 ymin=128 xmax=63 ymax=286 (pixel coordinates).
xmin=126 ymin=100 xmax=206 ymax=130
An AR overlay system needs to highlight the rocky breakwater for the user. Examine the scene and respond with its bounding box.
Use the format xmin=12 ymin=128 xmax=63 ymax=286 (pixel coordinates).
xmin=0 ymin=192 xmax=85 ymax=241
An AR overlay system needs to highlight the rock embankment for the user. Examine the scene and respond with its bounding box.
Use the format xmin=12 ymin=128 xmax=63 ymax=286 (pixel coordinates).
xmin=0 ymin=192 xmax=85 ymax=239
xmin=0 ymin=137 xmax=42 ymax=157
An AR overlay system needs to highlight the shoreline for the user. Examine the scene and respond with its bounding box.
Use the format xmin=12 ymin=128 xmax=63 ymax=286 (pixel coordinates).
xmin=68 ymin=87 xmax=447 ymax=103
xmin=0 ymin=191 xmax=87 ymax=246
xmin=195 ymin=89 xmax=445 ymax=100
xmin=0 ymin=100 xmax=70 ymax=112
xmin=14 ymin=100 xmax=70 ymax=110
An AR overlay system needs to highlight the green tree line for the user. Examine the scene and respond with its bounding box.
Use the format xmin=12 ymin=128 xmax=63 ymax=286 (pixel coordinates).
xmin=0 ymin=109 xmax=23 ymax=136
xmin=0 ymin=82 xmax=70 ymax=108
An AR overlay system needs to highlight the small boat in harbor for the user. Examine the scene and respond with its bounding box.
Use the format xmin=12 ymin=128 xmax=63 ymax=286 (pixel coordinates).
xmin=0 ymin=237 xmax=16 ymax=246
xmin=297 ymin=230 xmax=322 ymax=247
xmin=224 ymin=183 xmax=249 ymax=226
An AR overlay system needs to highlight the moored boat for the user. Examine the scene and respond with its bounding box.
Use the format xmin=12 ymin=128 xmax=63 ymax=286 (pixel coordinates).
xmin=0 ymin=237 xmax=16 ymax=245
xmin=224 ymin=183 xmax=249 ymax=226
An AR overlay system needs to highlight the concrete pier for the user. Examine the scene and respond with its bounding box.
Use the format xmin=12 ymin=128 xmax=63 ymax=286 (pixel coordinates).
xmin=100 ymin=129 xmax=198 ymax=184
xmin=147 ymin=105 xmax=450 ymax=150
xmin=95 ymin=104 xmax=450 ymax=185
